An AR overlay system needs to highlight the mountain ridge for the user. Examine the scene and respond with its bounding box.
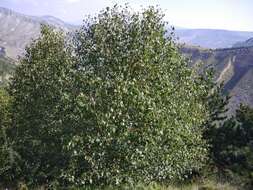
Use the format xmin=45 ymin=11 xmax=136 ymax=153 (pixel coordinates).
xmin=176 ymin=28 xmax=253 ymax=49
xmin=0 ymin=6 xmax=77 ymax=59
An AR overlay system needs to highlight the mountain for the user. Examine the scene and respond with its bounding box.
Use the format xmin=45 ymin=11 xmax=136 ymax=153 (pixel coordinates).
xmin=181 ymin=45 xmax=253 ymax=112
xmin=2 ymin=6 xmax=253 ymax=57
xmin=0 ymin=7 xmax=77 ymax=59
xmin=233 ymin=37 xmax=253 ymax=48
xmin=176 ymin=29 xmax=253 ymax=49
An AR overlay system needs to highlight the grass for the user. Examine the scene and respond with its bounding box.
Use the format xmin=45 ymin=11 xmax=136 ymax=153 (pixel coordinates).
xmin=11 ymin=173 xmax=245 ymax=190
xmin=67 ymin=180 xmax=239 ymax=190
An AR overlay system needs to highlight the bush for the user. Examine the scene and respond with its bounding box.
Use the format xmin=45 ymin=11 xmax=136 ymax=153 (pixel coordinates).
xmin=8 ymin=25 xmax=76 ymax=186
xmin=64 ymin=5 xmax=209 ymax=186
xmin=6 ymin=6 xmax=211 ymax=187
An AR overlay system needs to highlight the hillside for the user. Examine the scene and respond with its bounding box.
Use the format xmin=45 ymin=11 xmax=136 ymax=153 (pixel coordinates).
xmin=176 ymin=28 xmax=253 ymax=49
xmin=233 ymin=37 xmax=253 ymax=48
xmin=181 ymin=46 xmax=253 ymax=112
xmin=0 ymin=7 xmax=77 ymax=59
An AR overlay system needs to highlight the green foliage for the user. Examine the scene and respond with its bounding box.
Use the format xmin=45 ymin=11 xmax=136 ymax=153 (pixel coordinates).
xmin=67 ymin=181 xmax=238 ymax=190
xmin=2 ymin=5 xmax=252 ymax=189
xmin=1 ymin=5 xmax=251 ymax=188
xmin=9 ymin=25 xmax=75 ymax=185
xmin=0 ymin=88 xmax=11 ymax=176
xmin=64 ymin=5 xmax=209 ymax=186
xmin=199 ymin=75 xmax=253 ymax=188
xmin=203 ymin=81 xmax=230 ymax=160
xmin=0 ymin=88 xmax=11 ymax=129
xmin=0 ymin=88 xmax=20 ymax=183
xmin=1 ymin=6 xmax=218 ymax=188
xmin=0 ymin=55 xmax=15 ymax=86
xmin=210 ymin=105 xmax=253 ymax=188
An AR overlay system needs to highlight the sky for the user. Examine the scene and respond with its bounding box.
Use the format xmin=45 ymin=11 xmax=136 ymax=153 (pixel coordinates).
xmin=0 ymin=0 xmax=253 ymax=31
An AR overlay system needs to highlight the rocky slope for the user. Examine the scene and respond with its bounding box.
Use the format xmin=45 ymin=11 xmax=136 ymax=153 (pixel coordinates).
xmin=181 ymin=46 xmax=253 ymax=112
xmin=0 ymin=7 xmax=77 ymax=59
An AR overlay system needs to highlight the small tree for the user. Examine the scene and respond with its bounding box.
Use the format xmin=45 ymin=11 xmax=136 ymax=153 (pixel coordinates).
xmin=203 ymin=81 xmax=230 ymax=162
xmin=9 ymin=25 xmax=75 ymax=185
xmin=64 ymin=5 xmax=210 ymax=185
xmin=211 ymin=105 xmax=253 ymax=187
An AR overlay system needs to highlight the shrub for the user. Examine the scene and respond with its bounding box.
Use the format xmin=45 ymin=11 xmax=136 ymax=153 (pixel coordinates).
xmin=6 ymin=6 xmax=212 ymax=187
xmin=64 ymin=5 xmax=209 ymax=186
xmin=9 ymin=25 xmax=76 ymax=185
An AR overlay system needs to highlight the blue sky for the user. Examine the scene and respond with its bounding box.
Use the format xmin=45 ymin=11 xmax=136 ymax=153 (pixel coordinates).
xmin=0 ymin=0 xmax=253 ymax=31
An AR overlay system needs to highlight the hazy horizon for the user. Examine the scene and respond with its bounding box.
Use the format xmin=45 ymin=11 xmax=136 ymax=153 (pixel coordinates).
xmin=0 ymin=0 xmax=253 ymax=32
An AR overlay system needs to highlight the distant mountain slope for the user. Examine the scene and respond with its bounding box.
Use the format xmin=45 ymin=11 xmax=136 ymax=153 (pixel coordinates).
xmin=176 ymin=29 xmax=253 ymax=49
xmin=233 ymin=37 xmax=253 ymax=48
xmin=181 ymin=46 xmax=253 ymax=112
xmin=1 ymin=6 xmax=253 ymax=58
xmin=0 ymin=7 xmax=77 ymax=59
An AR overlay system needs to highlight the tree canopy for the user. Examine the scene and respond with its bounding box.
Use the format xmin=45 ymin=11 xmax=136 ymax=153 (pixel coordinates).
xmin=64 ymin=5 xmax=209 ymax=185
xmin=1 ymin=6 xmax=216 ymax=188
